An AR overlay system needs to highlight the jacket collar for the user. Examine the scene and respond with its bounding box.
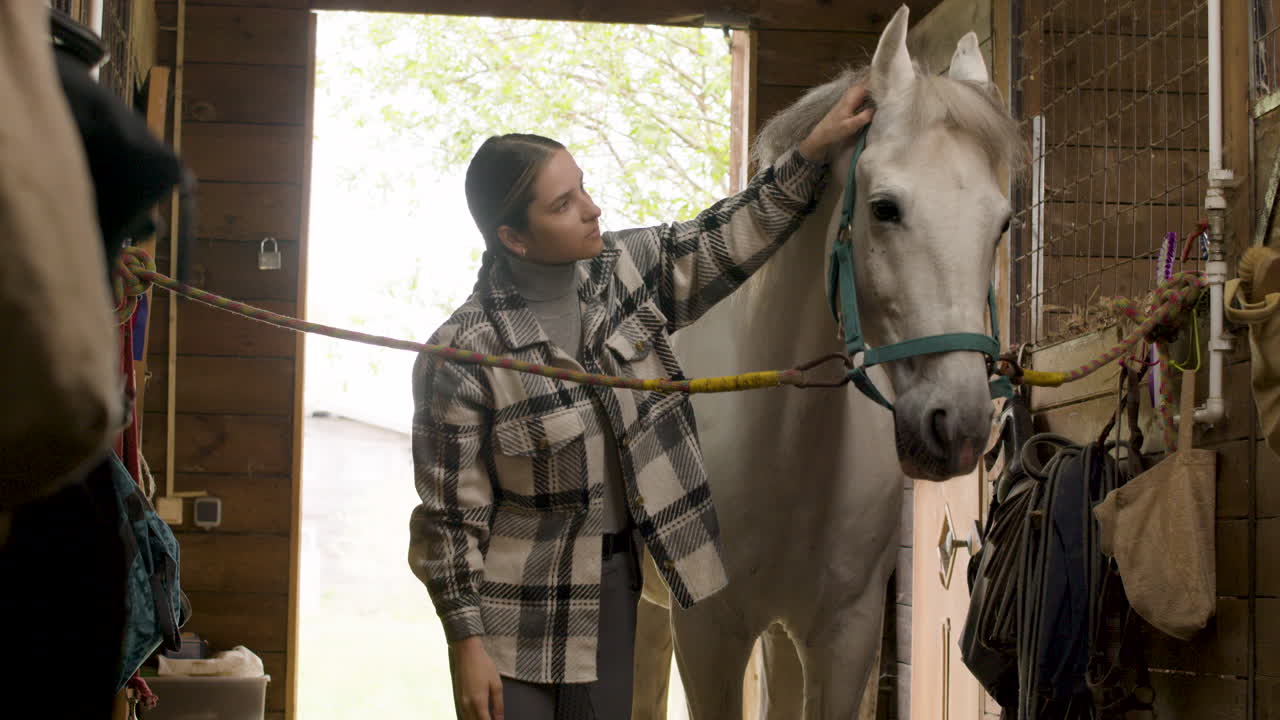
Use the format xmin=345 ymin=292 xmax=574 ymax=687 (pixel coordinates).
xmin=479 ymin=242 xmax=620 ymax=352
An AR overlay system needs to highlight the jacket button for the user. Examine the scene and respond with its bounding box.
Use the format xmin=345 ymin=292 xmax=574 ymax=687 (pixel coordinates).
xmin=636 ymin=494 xmax=646 ymax=506
xmin=663 ymin=559 xmax=675 ymax=571
xmin=634 ymin=340 xmax=647 ymax=352
xmin=537 ymin=438 xmax=550 ymax=450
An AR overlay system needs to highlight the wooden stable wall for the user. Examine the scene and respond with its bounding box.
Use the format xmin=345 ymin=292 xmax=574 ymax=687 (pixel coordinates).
xmin=142 ymin=2 xmax=947 ymax=719
xmin=147 ymin=3 xmax=312 ymax=718
xmin=1020 ymin=1 xmax=1269 ymax=717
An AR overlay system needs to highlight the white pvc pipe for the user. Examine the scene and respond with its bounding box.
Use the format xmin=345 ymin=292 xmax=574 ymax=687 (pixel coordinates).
xmin=1208 ymin=0 xmax=1222 ymax=173
xmin=1194 ymin=0 xmax=1229 ymax=427
xmin=87 ymin=0 xmax=103 ymax=81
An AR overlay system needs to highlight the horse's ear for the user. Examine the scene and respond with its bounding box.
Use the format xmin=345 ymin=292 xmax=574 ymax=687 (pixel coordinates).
xmin=871 ymin=5 xmax=913 ymax=98
xmin=948 ymin=31 xmax=989 ymax=85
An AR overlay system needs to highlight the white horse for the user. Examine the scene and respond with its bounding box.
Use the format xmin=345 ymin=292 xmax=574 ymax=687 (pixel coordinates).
xmin=653 ymin=6 xmax=1025 ymax=719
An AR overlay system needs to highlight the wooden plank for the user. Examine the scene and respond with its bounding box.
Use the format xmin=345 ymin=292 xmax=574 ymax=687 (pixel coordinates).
xmin=897 ymin=550 xmax=913 ymax=605
xmin=1148 ymin=671 xmax=1247 ymax=720
xmin=1217 ymin=519 xmax=1249 ymax=598
xmin=1036 ymin=390 xmax=1168 ymax=455
xmin=1193 ymin=361 xmax=1256 ymax=446
xmin=183 ymin=123 xmax=306 ymax=184
xmin=182 ymin=591 xmax=290 ymax=653
xmin=1143 ymin=597 xmax=1247 ymax=676
xmin=1256 ymin=110 xmax=1280 ymax=236
xmin=896 ymin=661 xmax=911 ymax=720
xmin=160 ymin=0 xmax=309 ymax=12
xmin=1222 ymin=0 xmax=1252 ymax=257
xmin=288 ymin=18 xmax=319 ymax=720
xmin=183 ymin=6 xmax=310 ymax=66
xmin=1044 ymin=146 xmax=1209 ymax=207
xmin=184 ymin=63 xmax=308 ymax=125
xmin=260 ymin=651 xmax=288 ymax=712
xmin=1028 ymin=325 xmax=1125 ymax=410
xmin=196 ymin=182 xmax=302 ymax=244
xmin=1259 ymin=675 xmax=1280 ymax=720
xmin=305 ymin=0 xmax=945 ymax=33
xmin=1039 ymin=0 xmax=1207 ymax=37
xmin=172 ymin=473 xmax=293 ymax=534
xmin=148 ymin=296 xmax=299 ymax=357
xmin=756 ymin=30 xmax=879 ymax=88
xmin=191 ymin=0 xmax=308 ymax=7
xmin=135 ymin=65 xmax=173 ymax=423
xmin=1260 ymin=517 xmax=1280 ymax=598
xmin=1216 ymin=439 xmax=1254 ymax=519
xmin=1260 ymin=441 xmax=1280 ymax=518
xmin=1257 ymin=597 xmax=1280 ymax=676
xmin=1044 ymin=88 xmax=1207 ymax=150
xmin=179 ymin=238 xmax=301 ymax=302
xmin=755 ymin=84 xmax=807 ymax=130
xmin=175 ymin=532 xmax=292 ymax=594
xmin=905 ymin=0 xmax=991 ymax=74
xmin=729 ymin=29 xmax=751 ymax=192
xmin=1042 ymin=33 xmax=1208 ymax=94
xmin=142 ymin=413 xmax=294 ymax=474
xmin=1039 ymin=255 xmax=1157 ymax=308
xmin=1039 ymin=201 xmax=1204 ymax=259
xmin=144 ymin=355 xmax=295 ymax=416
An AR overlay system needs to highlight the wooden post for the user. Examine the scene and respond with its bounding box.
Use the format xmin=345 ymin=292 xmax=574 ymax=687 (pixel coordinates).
xmin=131 ymin=64 xmax=170 ymax=426
xmin=285 ymin=12 xmax=318 ymax=720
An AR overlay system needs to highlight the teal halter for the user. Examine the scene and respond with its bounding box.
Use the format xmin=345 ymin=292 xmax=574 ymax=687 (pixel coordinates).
xmin=825 ymin=131 xmax=1014 ymax=412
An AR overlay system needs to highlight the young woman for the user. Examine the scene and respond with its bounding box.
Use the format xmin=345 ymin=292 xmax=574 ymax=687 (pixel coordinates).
xmin=410 ymin=83 xmax=873 ymax=720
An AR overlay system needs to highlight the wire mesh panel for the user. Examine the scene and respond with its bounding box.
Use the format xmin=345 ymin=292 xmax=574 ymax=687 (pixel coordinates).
xmin=98 ymin=0 xmax=133 ymax=101
xmin=50 ymin=0 xmax=81 ymax=19
xmin=1010 ymin=0 xmax=1209 ymax=345
xmin=1256 ymin=1 xmax=1280 ymax=100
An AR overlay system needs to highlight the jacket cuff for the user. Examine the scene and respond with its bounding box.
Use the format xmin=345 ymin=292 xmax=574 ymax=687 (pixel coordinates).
xmin=440 ymin=605 xmax=486 ymax=643
xmin=772 ymin=147 xmax=829 ymax=206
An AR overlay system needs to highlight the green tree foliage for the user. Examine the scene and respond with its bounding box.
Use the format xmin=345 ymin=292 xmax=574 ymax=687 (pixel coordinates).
xmin=319 ymin=14 xmax=733 ymax=227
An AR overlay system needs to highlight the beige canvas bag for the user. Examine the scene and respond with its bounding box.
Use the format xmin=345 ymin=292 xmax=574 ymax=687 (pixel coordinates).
xmin=1093 ymin=369 xmax=1217 ymax=640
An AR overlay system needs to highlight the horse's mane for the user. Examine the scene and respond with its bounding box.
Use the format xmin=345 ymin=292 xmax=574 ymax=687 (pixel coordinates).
xmin=754 ymin=64 xmax=1025 ymax=178
xmin=732 ymin=63 xmax=1025 ymax=310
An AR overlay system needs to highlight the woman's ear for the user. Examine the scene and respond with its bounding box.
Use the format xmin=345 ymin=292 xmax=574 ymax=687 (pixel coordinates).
xmin=497 ymin=225 xmax=528 ymax=257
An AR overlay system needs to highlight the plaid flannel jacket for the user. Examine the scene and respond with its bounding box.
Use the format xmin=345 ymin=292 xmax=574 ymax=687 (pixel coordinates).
xmin=409 ymin=148 xmax=827 ymax=683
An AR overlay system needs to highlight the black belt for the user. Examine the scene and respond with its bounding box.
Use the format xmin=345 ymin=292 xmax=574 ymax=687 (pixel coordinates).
xmin=601 ymin=529 xmax=633 ymax=559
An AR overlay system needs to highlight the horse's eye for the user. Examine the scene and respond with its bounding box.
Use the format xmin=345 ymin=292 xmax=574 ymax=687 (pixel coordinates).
xmin=871 ymin=199 xmax=901 ymax=223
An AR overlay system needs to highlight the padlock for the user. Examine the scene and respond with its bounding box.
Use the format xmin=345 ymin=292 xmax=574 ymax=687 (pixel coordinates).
xmin=258 ymin=237 xmax=282 ymax=271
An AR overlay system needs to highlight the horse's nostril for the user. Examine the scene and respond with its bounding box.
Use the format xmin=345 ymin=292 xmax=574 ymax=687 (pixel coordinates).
xmin=929 ymin=408 xmax=949 ymax=453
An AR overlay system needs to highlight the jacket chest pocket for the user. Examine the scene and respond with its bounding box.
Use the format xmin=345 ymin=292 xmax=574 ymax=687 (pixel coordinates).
xmin=604 ymin=300 xmax=685 ymax=420
xmin=604 ymin=300 xmax=672 ymax=378
xmin=492 ymin=406 xmax=590 ymax=512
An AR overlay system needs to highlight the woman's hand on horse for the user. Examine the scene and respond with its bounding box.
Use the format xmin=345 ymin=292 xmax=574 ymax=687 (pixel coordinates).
xmin=452 ymin=636 xmax=505 ymax=720
xmin=798 ymin=84 xmax=874 ymax=164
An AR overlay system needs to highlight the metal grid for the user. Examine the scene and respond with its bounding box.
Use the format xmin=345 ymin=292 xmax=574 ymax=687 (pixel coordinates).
xmin=98 ymin=0 xmax=133 ymax=101
xmin=1256 ymin=0 xmax=1280 ymax=100
xmin=1010 ymin=0 xmax=1209 ymax=345
xmin=50 ymin=0 xmax=82 ymax=20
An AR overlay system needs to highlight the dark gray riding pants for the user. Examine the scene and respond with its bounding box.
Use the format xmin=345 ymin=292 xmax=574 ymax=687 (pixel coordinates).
xmin=501 ymin=549 xmax=642 ymax=720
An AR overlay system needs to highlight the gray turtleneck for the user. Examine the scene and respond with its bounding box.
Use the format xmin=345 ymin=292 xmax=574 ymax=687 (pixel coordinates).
xmin=506 ymin=255 xmax=629 ymax=533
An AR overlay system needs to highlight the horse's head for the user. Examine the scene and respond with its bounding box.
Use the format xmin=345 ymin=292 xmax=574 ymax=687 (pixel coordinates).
xmin=830 ymin=7 xmax=1023 ymax=480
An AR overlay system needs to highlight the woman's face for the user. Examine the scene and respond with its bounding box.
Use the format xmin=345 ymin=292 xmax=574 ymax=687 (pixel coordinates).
xmin=499 ymin=149 xmax=603 ymax=265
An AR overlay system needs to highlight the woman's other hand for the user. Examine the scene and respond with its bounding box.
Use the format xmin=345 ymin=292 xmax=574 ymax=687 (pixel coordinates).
xmin=452 ymin=636 xmax=505 ymax=720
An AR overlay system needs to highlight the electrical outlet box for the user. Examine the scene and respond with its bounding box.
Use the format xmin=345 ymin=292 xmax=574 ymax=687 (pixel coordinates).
xmin=193 ymin=496 xmax=222 ymax=530
xmin=156 ymin=496 xmax=183 ymax=525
